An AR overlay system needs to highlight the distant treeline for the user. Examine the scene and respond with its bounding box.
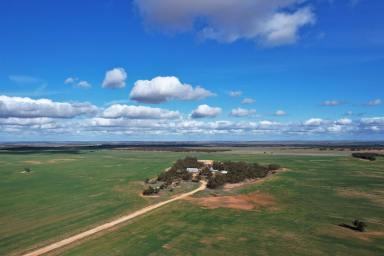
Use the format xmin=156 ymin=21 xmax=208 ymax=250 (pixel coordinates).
xmin=0 ymin=145 xmax=230 ymax=153
xmin=352 ymin=152 xmax=384 ymax=161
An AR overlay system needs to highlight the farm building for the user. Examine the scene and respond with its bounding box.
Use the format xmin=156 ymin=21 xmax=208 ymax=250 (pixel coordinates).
xmin=186 ymin=168 xmax=199 ymax=173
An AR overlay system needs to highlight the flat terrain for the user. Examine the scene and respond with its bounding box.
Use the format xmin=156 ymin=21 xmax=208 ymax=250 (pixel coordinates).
xmin=1 ymin=147 xmax=383 ymax=255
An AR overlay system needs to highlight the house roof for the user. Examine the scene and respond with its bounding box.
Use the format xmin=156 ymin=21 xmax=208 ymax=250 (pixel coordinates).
xmin=186 ymin=168 xmax=199 ymax=173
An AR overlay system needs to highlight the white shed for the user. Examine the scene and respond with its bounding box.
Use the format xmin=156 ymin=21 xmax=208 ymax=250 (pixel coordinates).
xmin=186 ymin=168 xmax=199 ymax=173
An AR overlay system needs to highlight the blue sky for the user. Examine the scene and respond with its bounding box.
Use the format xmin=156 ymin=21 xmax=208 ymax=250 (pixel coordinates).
xmin=0 ymin=0 xmax=383 ymax=141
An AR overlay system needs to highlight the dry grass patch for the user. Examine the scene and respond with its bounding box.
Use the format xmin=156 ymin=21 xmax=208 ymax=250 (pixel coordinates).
xmin=337 ymin=188 xmax=384 ymax=206
xmin=46 ymin=158 xmax=77 ymax=164
xmin=22 ymin=160 xmax=43 ymax=165
xmin=321 ymin=225 xmax=384 ymax=242
xmin=186 ymin=192 xmax=278 ymax=211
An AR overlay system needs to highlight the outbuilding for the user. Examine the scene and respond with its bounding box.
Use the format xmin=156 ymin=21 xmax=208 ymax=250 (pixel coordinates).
xmin=186 ymin=168 xmax=199 ymax=173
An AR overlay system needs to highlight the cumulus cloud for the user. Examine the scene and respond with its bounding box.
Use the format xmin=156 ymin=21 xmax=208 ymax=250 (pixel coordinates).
xmin=102 ymin=68 xmax=127 ymax=89
xmin=275 ymin=110 xmax=287 ymax=116
xmin=322 ymin=100 xmax=343 ymax=106
xmin=102 ymin=104 xmax=180 ymax=119
xmin=0 ymin=95 xmax=98 ymax=118
xmin=191 ymin=104 xmax=221 ymax=118
xmin=130 ymin=76 xmax=214 ymax=103
xmin=229 ymin=91 xmax=242 ymax=97
xmin=304 ymin=118 xmax=324 ymax=126
xmin=241 ymin=98 xmax=255 ymax=104
xmin=367 ymin=98 xmax=382 ymax=106
xmin=65 ymin=77 xmax=92 ymax=89
xmin=230 ymin=107 xmax=256 ymax=117
xmin=361 ymin=117 xmax=384 ymax=125
xmin=135 ymin=0 xmax=315 ymax=47
xmin=336 ymin=118 xmax=352 ymax=125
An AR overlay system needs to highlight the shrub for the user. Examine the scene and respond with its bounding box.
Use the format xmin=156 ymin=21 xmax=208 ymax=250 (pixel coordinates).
xmin=268 ymin=164 xmax=281 ymax=171
xmin=142 ymin=186 xmax=159 ymax=195
xmin=352 ymin=152 xmax=380 ymax=161
xmin=353 ymin=219 xmax=367 ymax=232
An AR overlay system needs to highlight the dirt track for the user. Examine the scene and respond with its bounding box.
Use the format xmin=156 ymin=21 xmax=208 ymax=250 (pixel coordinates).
xmin=22 ymin=181 xmax=207 ymax=256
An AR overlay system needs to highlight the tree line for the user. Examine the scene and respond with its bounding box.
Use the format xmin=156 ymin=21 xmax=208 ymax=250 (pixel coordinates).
xmin=207 ymin=161 xmax=280 ymax=188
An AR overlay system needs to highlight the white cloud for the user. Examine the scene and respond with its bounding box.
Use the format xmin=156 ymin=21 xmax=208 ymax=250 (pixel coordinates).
xmin=241 ymin=98 xmax=255 ymax=104
xmin=130 ymin=76 xmax=214 ymax=103
xmin=102 ymin=104 xmax=180 ymax=119
xmin=275 ymin=110 xmax=286 ymax=116
xmin=361 ymin=117 xmax=384 ymax=125
xmin=102 ymin=68 xmax=127 ymax=89
xmin=229 ymin=91 xmax=242 ymax=97
xmin=367 ymin=98 xmax=382 ymax=106
xmin=191 ymin=104 xmax=221 ymax=118
xmin=76 ymin=81 xmax=92 ymax=89
xmin=65 ymin=77 xmax=92 ymax=89
xmin=136 ymin=0 xmax=315 ymax=47
xmin=304 ymin=118 xmax=324 ymax=126
xmin=230 ymin=107 xmax=256 ymax=117
xmin=259 ymin=120 xmax=277 ymax=128
xmin=322 ymin=100 xmax=342 ymax=106
xmin=336 ymin=118 xmax=352 ymax=125
xmin=0 ymin=95 xmax=98 ymax=118
xmin=64 ymin=77 xmax=77 ymax=84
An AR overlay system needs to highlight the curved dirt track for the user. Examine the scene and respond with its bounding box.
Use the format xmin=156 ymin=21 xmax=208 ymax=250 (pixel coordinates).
xmin=22 ymin=181 xmax=207 ymax=256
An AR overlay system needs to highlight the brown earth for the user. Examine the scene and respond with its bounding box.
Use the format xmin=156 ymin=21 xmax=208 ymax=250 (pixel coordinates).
xmin=321 ymin=225 xmax=384 ymax=242
xmin=185 ymin=192 xmax=277 ymax=211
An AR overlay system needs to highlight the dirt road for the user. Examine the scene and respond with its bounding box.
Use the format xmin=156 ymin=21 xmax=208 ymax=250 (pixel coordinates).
xmin=22 ymin=181 xmax=207 ymax=256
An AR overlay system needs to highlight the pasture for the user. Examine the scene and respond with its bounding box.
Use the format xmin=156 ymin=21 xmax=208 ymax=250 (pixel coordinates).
xmin=0 ymin=148 xmax=383 ymax=255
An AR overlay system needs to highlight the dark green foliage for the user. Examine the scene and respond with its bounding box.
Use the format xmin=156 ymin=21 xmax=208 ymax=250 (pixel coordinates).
xmin=353 ymin=219 xmax=367 ymax=232
xmin=142 ymin=186 xmax=159 ymax=195
xmin=207 ymin=174 xmax=227 ymax=188
xmin=268 ymin=164 xmax=281 ymax=171
xmin=200 ymin=167 xmax=211 ymax=177
xmin=207 ymin=161 xmax=271 ymax=189
xmin=352 ymin=152 xmax=383 ymax=161
xmin=24 ymin=167 xmax=32 ymax=173
xmin=157 ymin=156 xmax=201 ymax=183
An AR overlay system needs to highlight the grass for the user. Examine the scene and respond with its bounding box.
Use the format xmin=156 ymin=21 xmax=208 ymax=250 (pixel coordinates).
xmin=1 ymin=149 xmax=383 ymax=255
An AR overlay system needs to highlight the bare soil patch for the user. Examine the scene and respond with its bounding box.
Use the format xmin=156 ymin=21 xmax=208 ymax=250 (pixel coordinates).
xmin=23 ymin=160 xmax=43 ymax=165
xmin=46 ymin=158 xmax=77 ymax=164
xmin=186 ymin=192 xmax=277 ymax=211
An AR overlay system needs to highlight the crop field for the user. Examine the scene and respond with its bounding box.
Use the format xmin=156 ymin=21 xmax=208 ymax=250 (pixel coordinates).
xmin=1 ymin=148 xmax=384 ymax=255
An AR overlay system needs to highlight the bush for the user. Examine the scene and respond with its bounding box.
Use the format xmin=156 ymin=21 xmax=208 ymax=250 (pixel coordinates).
xmin=207 ymin=174 xmax=227 ymax=189
xmin=268 ymin=164 xmax=281 ymax=171
xmin=351 ymin=152 xmax=382 ymax=161
xmin=142 ymin=186 xmax=159 ymax=195
xmin=353 ymin=219 xmax=367 ymax=232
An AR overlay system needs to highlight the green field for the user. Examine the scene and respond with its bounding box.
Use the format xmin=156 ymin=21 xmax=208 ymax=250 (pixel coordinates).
xmin=1 ymin=149 xmax=383 ymax=255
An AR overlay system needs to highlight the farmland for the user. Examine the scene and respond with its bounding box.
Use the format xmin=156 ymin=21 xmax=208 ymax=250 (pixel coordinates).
xmin=1 ymin=146 xmax=384 ymax=255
